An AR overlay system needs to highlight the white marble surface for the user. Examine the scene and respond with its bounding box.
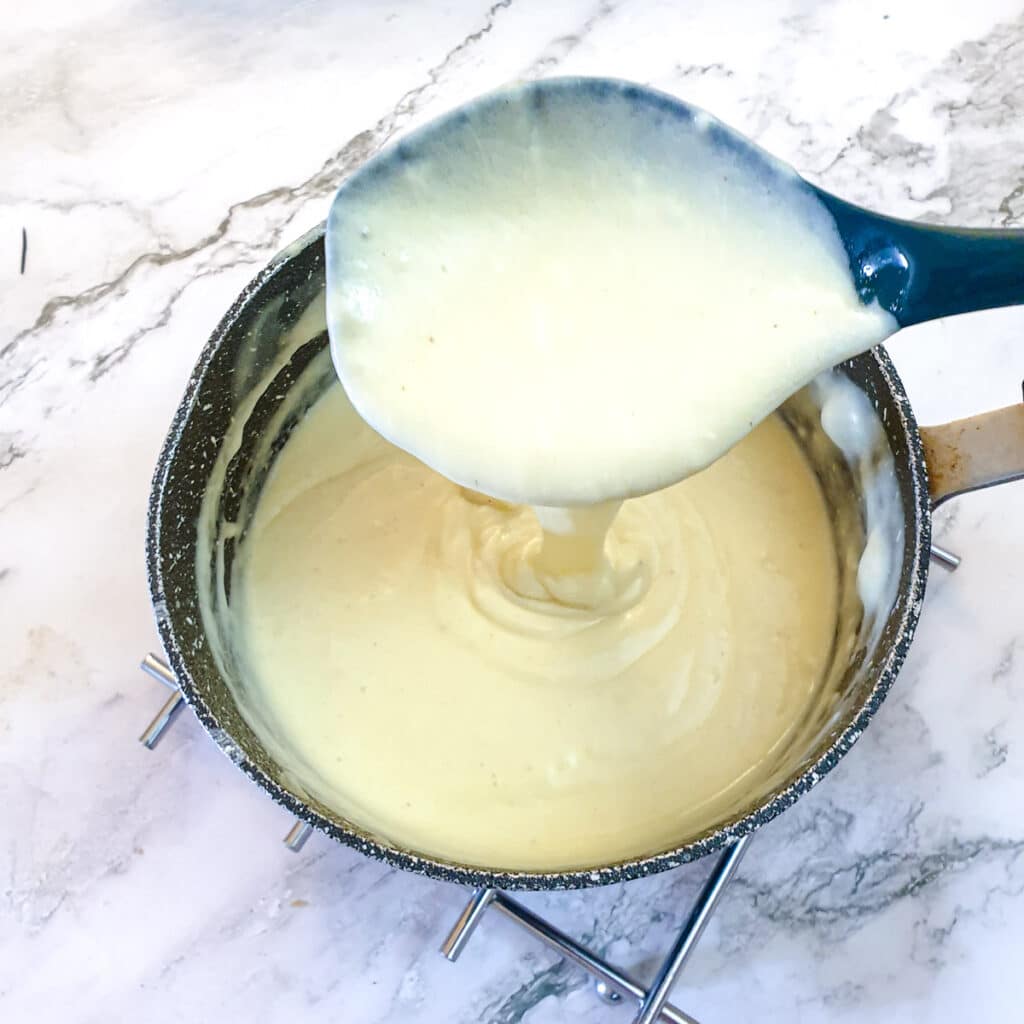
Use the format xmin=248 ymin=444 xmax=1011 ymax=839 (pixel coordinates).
xmin=2 ymin=2 xmax=1023 ymax=1021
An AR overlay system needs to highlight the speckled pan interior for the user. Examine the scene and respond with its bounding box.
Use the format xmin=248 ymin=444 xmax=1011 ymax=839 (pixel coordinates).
xmin=146 ymin=224 xmax=931 ymax=891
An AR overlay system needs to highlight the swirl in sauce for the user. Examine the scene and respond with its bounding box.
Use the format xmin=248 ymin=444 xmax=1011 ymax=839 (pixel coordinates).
xmin=234 ymin=385 xmax=839 ymax=869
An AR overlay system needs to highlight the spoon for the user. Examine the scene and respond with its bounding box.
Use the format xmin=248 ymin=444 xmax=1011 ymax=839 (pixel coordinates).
xmin=324 ymin=77 xmax=1023 ymax=506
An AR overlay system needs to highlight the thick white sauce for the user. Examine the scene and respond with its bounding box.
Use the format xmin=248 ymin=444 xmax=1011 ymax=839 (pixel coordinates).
xmin=326 ymin=83 xmax=896 ymax=506
xmin=233 ymin=384 xmax=840 ymax=869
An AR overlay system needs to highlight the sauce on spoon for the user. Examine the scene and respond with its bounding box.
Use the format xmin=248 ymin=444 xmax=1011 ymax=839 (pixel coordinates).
xmin=326 ymin=79 xmax=896 ymax=508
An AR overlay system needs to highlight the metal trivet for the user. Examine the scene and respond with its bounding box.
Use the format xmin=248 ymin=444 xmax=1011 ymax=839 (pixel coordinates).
xmin=137 ymin=544 xmax=959 ymax=1023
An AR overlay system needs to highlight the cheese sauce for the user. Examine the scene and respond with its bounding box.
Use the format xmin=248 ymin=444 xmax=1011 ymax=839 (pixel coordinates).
xmin=234 ymin=384 xmax=839 ymax=869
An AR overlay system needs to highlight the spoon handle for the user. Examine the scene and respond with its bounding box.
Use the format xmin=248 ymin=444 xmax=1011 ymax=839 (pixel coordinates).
xmin=816 ymin=190 xmax=1024 ymax=327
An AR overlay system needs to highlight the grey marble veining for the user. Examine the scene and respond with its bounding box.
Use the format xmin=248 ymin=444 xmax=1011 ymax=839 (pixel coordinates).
xmin=1 ymin=2 xmax=1022 ymax=1022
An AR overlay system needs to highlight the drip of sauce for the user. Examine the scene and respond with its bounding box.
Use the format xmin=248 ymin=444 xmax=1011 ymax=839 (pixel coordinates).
xmin=233 ymin=384 xmax=840 ymax=869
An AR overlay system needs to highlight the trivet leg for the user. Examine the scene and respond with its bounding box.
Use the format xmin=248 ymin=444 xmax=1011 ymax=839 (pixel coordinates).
xmin=138 ymin=654 xmax=185 ymax=749
xmin=441 ymin=888 xmax=496 ymax=960
xmin=139 ymin=690 xmax=185 ymax=748
xmin=633 ymin=835 xmax=751 ymax=1024
xmin=930 ymin=543 xmax=961 ymax=570
xmin=283 ymin=820 xmax=314 ymax=852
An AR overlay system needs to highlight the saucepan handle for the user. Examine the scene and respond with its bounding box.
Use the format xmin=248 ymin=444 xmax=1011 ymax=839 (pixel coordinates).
xmin=920 ymin=397 xmax=1024 ymax=507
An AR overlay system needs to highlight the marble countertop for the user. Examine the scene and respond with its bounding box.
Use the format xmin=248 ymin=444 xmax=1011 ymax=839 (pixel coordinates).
xmin=3 ymin=2 xmax=1023 ymax=1021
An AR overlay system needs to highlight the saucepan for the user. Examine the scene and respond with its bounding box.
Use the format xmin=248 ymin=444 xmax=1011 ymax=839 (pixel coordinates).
xmin=146 ymin=79 xmax=1024 ymax=890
